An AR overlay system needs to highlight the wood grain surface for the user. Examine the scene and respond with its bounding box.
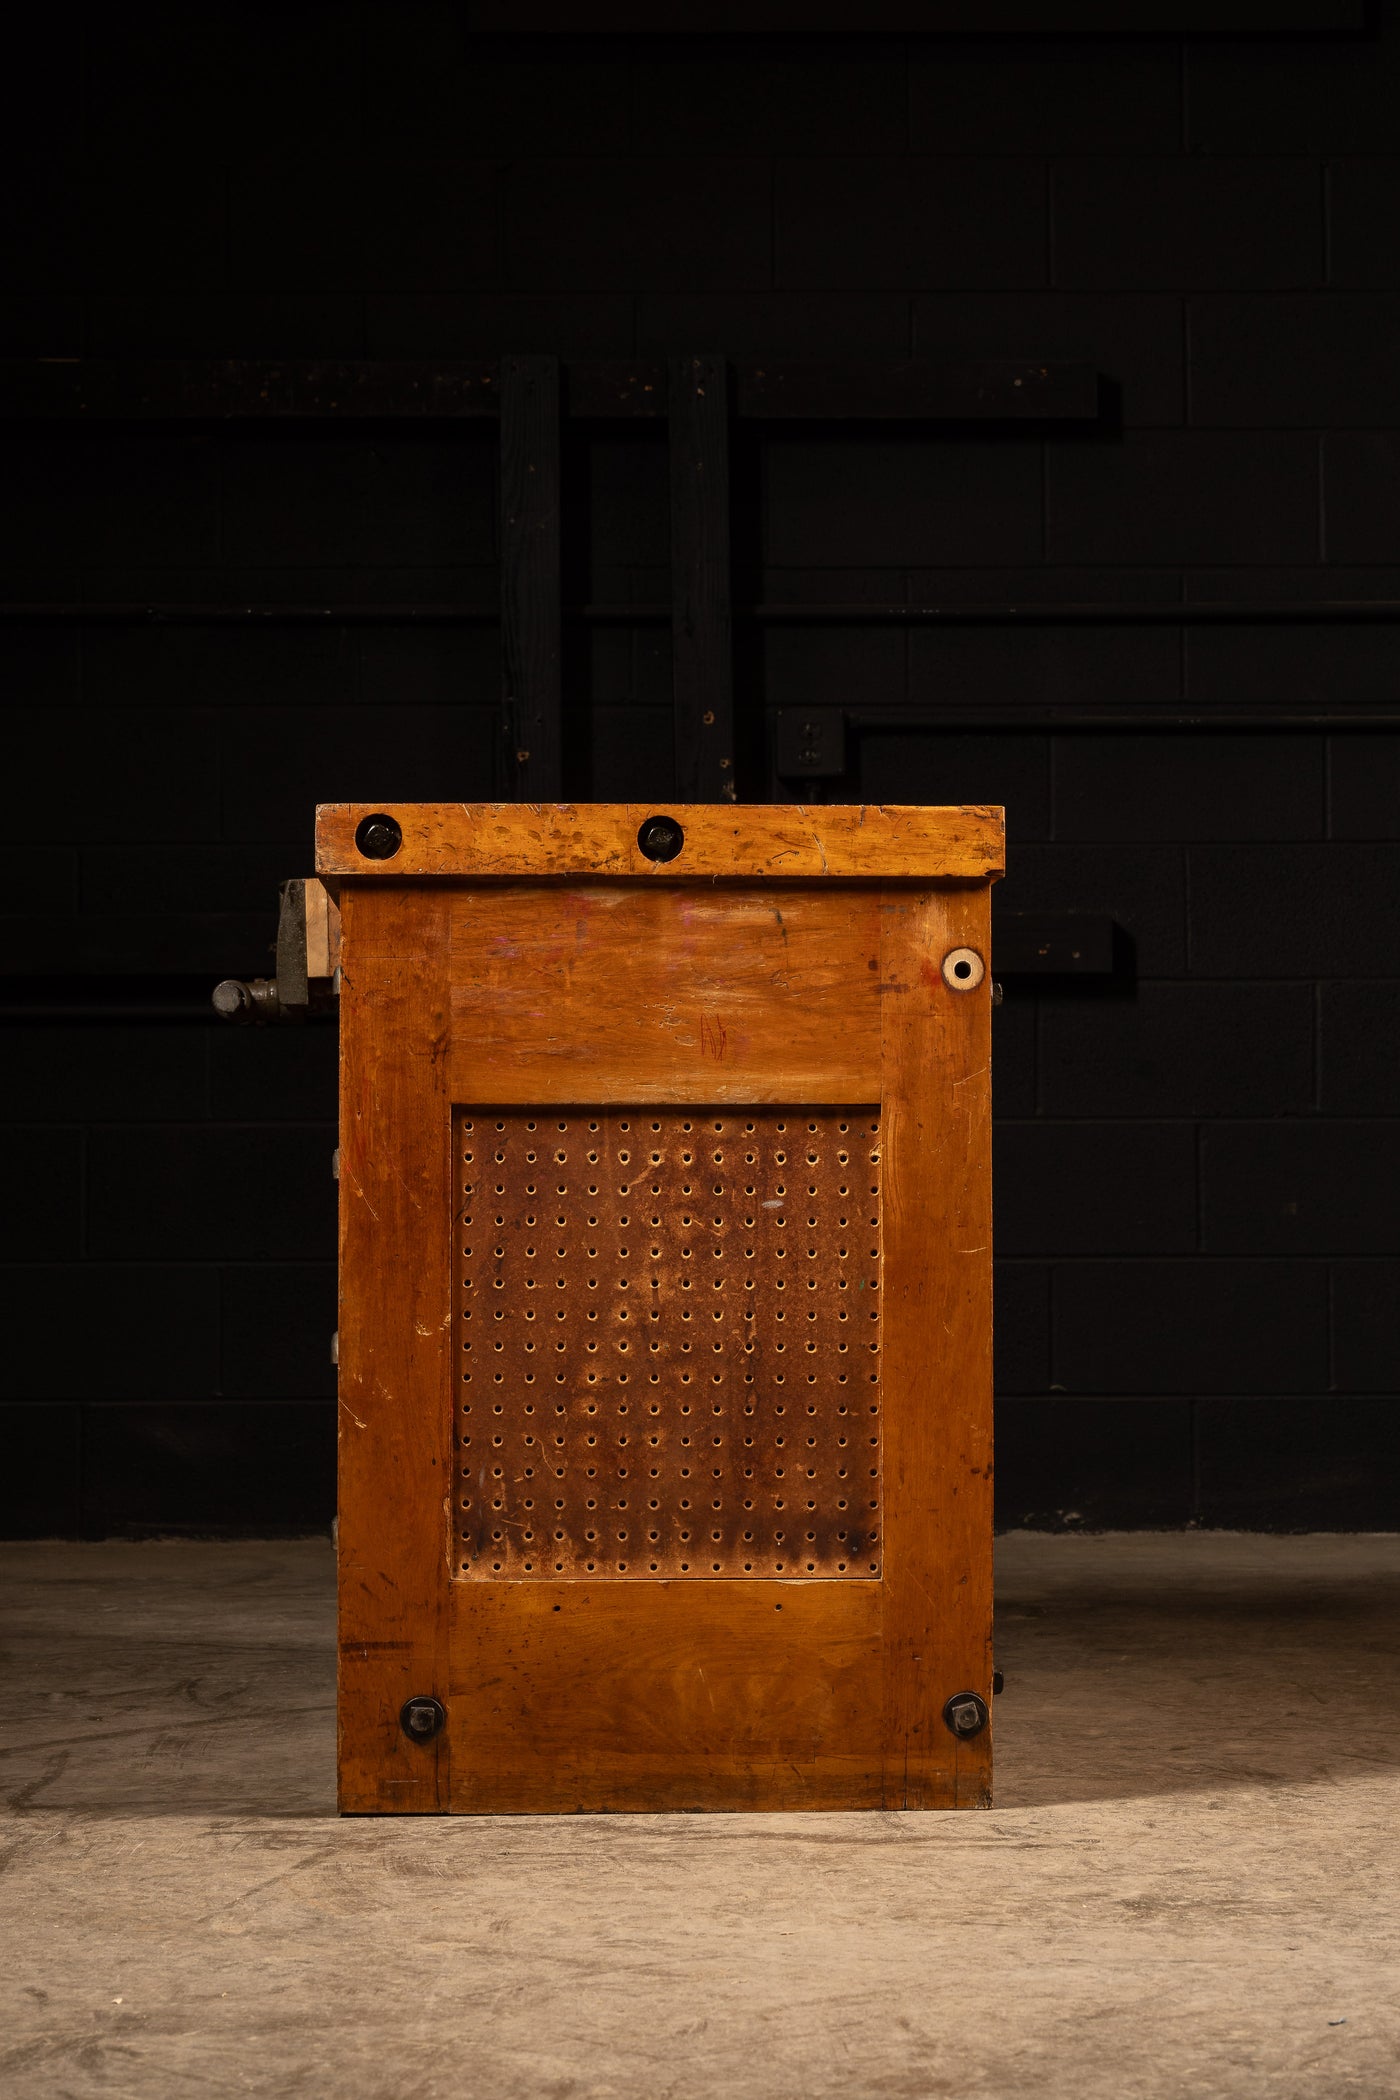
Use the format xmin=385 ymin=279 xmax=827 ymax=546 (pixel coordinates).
xmin=878 ymin=886 xmax=995 ymax=1809
xmin=336 ymin=828 xmax=1000 ymax=1814
xmin=336 ymin=887 xmax=454 ymax=1813
xmin=316 ymin=802 xmax=1005 ymax=882
xmin=446 ymin=883 xmax=881 ymax=1102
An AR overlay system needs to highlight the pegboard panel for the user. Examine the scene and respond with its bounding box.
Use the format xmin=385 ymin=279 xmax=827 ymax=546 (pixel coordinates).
xmin=456 ymin=1109 xmax=882 ymax=1580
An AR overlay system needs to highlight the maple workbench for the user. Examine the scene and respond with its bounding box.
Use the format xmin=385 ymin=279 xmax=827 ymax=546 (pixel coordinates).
xmin=318 ymin=801 xmax=1004 ymax=1813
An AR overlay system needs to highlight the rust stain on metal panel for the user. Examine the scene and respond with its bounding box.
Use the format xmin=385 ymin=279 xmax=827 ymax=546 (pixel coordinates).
xmin=455 ymin=1108 xmax=882 ymax=1580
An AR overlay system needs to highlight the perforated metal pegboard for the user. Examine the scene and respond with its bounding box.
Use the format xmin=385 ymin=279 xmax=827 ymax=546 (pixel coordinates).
xmin=456 ymin=1110 xmax=882 ymax=1580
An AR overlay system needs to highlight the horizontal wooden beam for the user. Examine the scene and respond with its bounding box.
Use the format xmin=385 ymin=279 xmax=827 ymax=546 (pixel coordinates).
xmin=0 ymin=358 xmax=1097 ymax=423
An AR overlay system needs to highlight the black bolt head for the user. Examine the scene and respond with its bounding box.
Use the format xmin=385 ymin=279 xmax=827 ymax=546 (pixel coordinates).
xmin=942 ymin=1691 xmax=990 ymax=1740
xmin=399 ymin=1695 xmax=446 ymax=1742
xmin=356 ymin=813 xmax=403 ymax=861
xmin=637 ymin=815 xmax=685 ymax=863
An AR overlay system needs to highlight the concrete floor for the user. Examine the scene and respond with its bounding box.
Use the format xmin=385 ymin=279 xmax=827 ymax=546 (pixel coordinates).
xmin=1 ymin=1537 xmax=1397 ymax=2100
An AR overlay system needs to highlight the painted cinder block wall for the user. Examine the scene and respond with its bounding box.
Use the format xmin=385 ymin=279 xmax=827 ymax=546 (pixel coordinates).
xmin=4 ymin=8 xmax=1400 ymax=1535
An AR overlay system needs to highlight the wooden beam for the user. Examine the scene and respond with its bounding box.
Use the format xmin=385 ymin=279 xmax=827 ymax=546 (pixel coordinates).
xmin=0 ymin=358 xmax=1098 ymax=423
xmin=731 ymin=358 xmax=1094 ymax=420
xmin=499 ymin=354 xmax=562 ymax=801
xmin=669 ymin=354 xmax=735 ymax=803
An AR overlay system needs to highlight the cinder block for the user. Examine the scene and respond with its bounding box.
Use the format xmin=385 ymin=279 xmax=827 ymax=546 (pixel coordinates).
xmin=998 ymin=844 xmax=1188 ymax=973
xmin=1187 ymin=31 xmax=1400 ymax=154
xmin=996 ymin=1399 xmax=1194 ymax=1529
xmin=586 ymin=433 xmax=673 ymax=573
xmin=909 ymin=624 xmax=1182 ymax=713
xmin=14 ymin=708 xmax=220 ymax=845
xmin=81 ymin=626 xmax=358 ymax=713
xmin=0 ymin=852 xmax=77 ymax=924
xmin=1203 ymin=1121 xmax=1400 ymax=1255
xmin=86 ymin=292 xmax=367 ymax=358
xmin=84 ymin=845 xmax=298 ymax=918
xmin=775 ymin=157 xmax=1046 ymax=290
xmin=87 ymin=1126 xmax=336 ymax=1263
xmin=1 ymin=437 xmax=97 ymax=563
xmin=0 ymin=292 xmax=84 ymax=355
xmin=2 ymin=914 xmax=272 ymax=980
xmin=991 ymin=995 xmax=1037 ymax=1120
xmin=1197 ymin=1397 xmax=1400 ymax=1528
xmin=0 ymin=1264 xmax=219 ymax=1400
xmin=506 ymin=158 xmax=769 ymax=291
xmin=1051 ymin=156 xmax=1322 ymax=290
xmin=915 ymin=291 xmax=1184 ymax=426
xmin=364 ymin=432 xmax=497 ymax=567
xmin=175 ymin=8 xmax=359 ymax=161
xmin=633 ymin=46 xmax=905 ymax=155
xmin=366 ymin=293 xmax=634 ymax=358
xmin=218 ymin=703 xmax=498 ymax=843
xmin=0 ymin=1405 xmax=80 ymax=1538
xmin=1327 ymin=160 xmax=1400 ymax=289
xmin=638 ymin=292 xmax=911 ymax=358
xmin=860 ymin=732 xmax=1051 ymax=842
xmin=3 ymin=435 xmax=216 ymax=570
xmin=0 ymin=1025 xmax=209 ymax=1126
xmin=220 ymin=437 xmax=367 ymax=569
xmin=1330 ymin=732 xmax=1400 ymax=838
xmin=0 ymin=1129 xmax=83 ymax=1259
xmin=1047 ymin=432 xmax=1318 ymax=566
xmin=81 ymin=161 xmax=225 ymax=291
xmin=1054 ymin=733 xmax=1325 ymax=842
xmin=1319 ymin=983 xmax=1400 ymax=1113
xmin=226 ymin=158 xmax=363 ymax=293
xmin=1187 ymin=624 xmax=1400 ymax=709
xmin=1189 ymin=294 xmax=1400 ymax=426
xmin=1323 ymin=433 xmax=1400 ymax=563
xmin=912 ymin=42 xmax=1180 ymax=154
xmin=1187 ymin=844 xmax=1400 ymax=977
xmin=996 ymin=1122 xmax=1197 ymax=1256
xmin=1041 ymin=984 xmax=1315 ymax=1119
xmin=1054 ymin=1258 xmax=1328 ymax=1394
xmin=221 ymin=1265 xmax=338 ymax=1400
xmin=764 ymin=435 xmax=1043 ymax=567
xmin=587 ymin=707 xmax=676 ymax=802
xmin=1332 ymin=1262 xmax=1400 ymax=1391
xmin=993 ymin=1261 xmax=1050 ymax=1394
xmin=0 ymin=629 xmax=79 ymax=706
xmin=209 ymin=1026 xmax=339 ymax=1126
xmin=762 ymin=628 xmax=907 ymax=714
xmin=359 ymin=626 xmax=501 ymax=710
xmin=366 ymin=27 xmax=628 ymax=156
xmin=80 ymin=1402 xmax=335 ymax=1537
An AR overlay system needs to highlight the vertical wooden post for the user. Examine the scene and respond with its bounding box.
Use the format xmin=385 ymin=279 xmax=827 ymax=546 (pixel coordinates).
xmin=669 ymin=353 xmax=735 ymax=802
xmin=500 ymin=353 xmax=562 ymax=801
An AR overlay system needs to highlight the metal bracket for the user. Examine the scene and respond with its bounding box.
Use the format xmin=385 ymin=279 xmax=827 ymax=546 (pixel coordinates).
xmin=213 ymin=876 xmax=341 ymax=1025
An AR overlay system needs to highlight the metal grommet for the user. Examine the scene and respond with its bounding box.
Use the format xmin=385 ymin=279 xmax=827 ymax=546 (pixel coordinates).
xmin=941 ymin=946 xmax=985 ymax=992
xmin=637 ymin=815 xmax=685 ymax=863
xmin=399 ymin=1695 xmax=446 ymax=1742
xmin=356 ymin=812 xmax=403 ymax=861
xmin=942 ymin=1691 xmax=990 ymax=1739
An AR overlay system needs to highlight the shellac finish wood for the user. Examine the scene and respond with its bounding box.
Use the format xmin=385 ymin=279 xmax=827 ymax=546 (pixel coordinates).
xmin=332 ymin=803 xmax=1001 ymax=1813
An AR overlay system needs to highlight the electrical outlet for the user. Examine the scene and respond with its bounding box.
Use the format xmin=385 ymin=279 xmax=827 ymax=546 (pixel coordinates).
xmin=774 ymin=707 xmax=847 ymax=779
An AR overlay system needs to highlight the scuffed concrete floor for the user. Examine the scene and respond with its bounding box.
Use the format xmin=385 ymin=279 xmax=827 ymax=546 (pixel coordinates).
xmin=1 ymin=1536 xmax=1398 ymax=2100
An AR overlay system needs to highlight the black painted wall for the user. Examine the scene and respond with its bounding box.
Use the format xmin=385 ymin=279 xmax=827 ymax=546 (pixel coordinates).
xmin=5 ymin=8 xmax=1400 ymax=1535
